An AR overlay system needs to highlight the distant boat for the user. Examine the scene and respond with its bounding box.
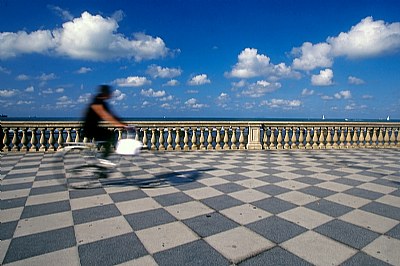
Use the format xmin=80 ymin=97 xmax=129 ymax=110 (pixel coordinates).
xmin=387 ymin=116 xmax=390 ymax=121
xmin=322 ymin=115 xmax=325 ymax=120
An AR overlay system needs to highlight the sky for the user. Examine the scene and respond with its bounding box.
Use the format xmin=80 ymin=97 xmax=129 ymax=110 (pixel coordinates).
xmin=1 ymin=0 xmax=400 ymax=119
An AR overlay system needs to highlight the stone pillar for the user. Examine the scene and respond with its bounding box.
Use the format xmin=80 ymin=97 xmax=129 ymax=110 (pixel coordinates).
xmin=247 ymin=124 xmax=262 ymax=150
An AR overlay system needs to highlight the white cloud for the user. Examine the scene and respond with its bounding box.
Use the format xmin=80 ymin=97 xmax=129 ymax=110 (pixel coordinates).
xmin=37 ymin=73 xmax=57 ymax=81
xmin=292 ymin=42 xmax=333 ymax=71
xmin=362 ymin=94 xmax=373 ymax=99
xmin=112 ymin=89 xmax=126 ymax=101
xmin=141 ymin=88 xmax=166 ymax=97
xmin=25 ymin=86 xmax=34 ymax=92
xmin=311 ymin=69 xmax=334 ymax=86
xmin=76 ymin=67 xmax=92 ymax=74
xmin=348 ymin=76 xmax=365 ymax=85
xmin=334 ymin=90 xmax=352 ymax=99
xmin=77 ymin=93 xmax=92 ymax=104
xmin=321 ymin=95 xmax=334 ymax=100
xmin=48 ymin=5 xmax=73 ymax=21
xmin=0 ymin=89 xmax=18 ymax=97
xmin=146 ymin=64 xmax=182 ymax=79
xmin=114 ymin=76 xmax=151 ymax=87
xmin=0 ymin=12 xmax=170 ymax=61
xmin=228 ymin=48 xmax=298 ymax=79
xmin=0 ymin=66 xmax=11 ymax=74
xmin=328 ymin=16 xmax=400 ymax=58
xmin=241 ymin=80 xmax=282 ymax=98
xmin=185 ymin=98 xmax=208 ymax=109
xmin=163 ymin=79 xmax=179 ymax=87
xmin=16 ymin=74 xmax=30 ymax=80
xmin=260 ymin=99 xmax=302 ymax=109
xmin=55 ymin=87 xmax=64 ymax=93
xmin=301 ymin=88 xmax=314 ymax=96
xmin=188 ymin=74 xmax=211 ymax=86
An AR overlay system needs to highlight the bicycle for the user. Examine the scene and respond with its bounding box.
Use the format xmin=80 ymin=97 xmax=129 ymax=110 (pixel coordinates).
xmin=56 ymin=126 xmax=143 ymax=189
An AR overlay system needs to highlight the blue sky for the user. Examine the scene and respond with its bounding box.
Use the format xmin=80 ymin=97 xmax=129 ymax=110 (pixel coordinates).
xmin=1 ymin=0 xmax=400 ymax=119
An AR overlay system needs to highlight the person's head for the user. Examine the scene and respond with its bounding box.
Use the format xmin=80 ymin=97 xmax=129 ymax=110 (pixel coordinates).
xmin=97 ymin=85 xmax=112 ymax=99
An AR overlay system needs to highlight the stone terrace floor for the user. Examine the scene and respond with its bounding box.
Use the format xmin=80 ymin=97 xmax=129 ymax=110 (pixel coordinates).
xmin=1 ymin=149 xmax=400 ymax=265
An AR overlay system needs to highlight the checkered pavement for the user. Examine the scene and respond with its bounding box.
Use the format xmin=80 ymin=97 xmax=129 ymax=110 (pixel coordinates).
xmin=1 ymin=149 xmax=400 ymax=265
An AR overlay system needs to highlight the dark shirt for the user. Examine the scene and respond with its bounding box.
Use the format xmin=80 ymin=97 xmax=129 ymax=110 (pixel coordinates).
xmin=83 ymin=95 xmax=110 ymax=138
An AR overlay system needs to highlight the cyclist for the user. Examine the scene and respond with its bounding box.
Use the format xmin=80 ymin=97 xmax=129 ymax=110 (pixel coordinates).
xmin=83 ymin=85 xmax=127 ymax=163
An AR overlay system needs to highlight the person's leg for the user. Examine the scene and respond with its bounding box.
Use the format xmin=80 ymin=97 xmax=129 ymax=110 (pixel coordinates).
xmin=96 ymin=128 xmax=115 ymax=158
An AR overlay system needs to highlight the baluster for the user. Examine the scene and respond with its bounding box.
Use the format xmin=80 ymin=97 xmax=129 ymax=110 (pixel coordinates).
xmin=39 ymin=128 xmax=47 ymax=151
xmin=383 ymin=128 xmax=390 ymax=147
xmin=167 ymin=128 xmax=173 ymax=151
xmin=298 ymin=127 xmax=305 ymax=149
xmin=117 ymin=129 xmax=123 ymax=141
xmin=269 ymin=127 xmax=276 ymax=149
xmin=11 ymin=127 xmax=20 ymax=151
xmin=207 ymin=127 xmax=213 ymax=150
xmin=305 ymin=128 xmax=312 ymax=149
xmin=262 ymin=127 xmax=268 ymax=149
xmin=191 ymin=127 xmax=198 ymax=150
xmin=312 ymin=127 xmax=319 ymax=149
xmin=284 ymin=127 xmax=290 ymax=149
xmin=21 ymin=128 xmax=29 ymax=151
xmin=239 ymin=127 xmax=246 ymax=150
xmin=291 ymin=127 xmax=298 ymax=149
xmin=352 ymin=127 xmax=359 ymax=148
xmin=358 ymin=128 xmax=365 ymax=148
xmin=223 ymin=127 xmax=230 ymax=150
xmin=183 ymin=127 xmax=189 ymax=151
xmin=371 ymin=128 xmax=378 ymax=147
xmin=326 ymin=127 xmax=332 ymax=149
xmin=365 ymin=128 xmax=372 ymax=148
xmin=199 ymin=128 xmax=206 ymax=150
xmin=319 ymin=127 xmax=326 ymax=149
xmin=396 ymin=128 xmax=400 ymax=147
xmin=47 ymin=128 xmax=55 ymax=151
xmin=135 ymin=128 xmax=140 ymax=141
xmin=332 ymin=128 xmax=339 ymax=148
xmin=30 ymin=128 xmax=38 ymax=151
xmin=378 ymin=128 xmax=384 ymax=147
xmin=175 ymin=128 xmax=181 ymax=150
xmin=74 ymin=128 xmax=81 ymax=143
xmin=57 ymin=128 xmax=65 ymax=151
xmin=276 ymin=128 xmax=283 ymax=149
xmin=151 ymin=128 xmax=157 ymax=150
xmin=215 ymin=127 xmax=221 ymax=150
xmin=142 ymin=128 xmax=148 ymax=149
xmin=231 ymin=127 xmax=238 ymax=150
xmin=159 ymin=128 xmax=165 ymax=151
xmin=2 ymin=128 xmax=10 ymax=152
xmin=346 ymin=127 xmax=352 ymax=148
xmin=339 ymin=127 xmax=345 ymax=148
xmin=390 ymin=128 xmax=396 ymax=147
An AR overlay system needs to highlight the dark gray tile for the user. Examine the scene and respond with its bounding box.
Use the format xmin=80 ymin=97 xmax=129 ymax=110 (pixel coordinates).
xmin=29 ymin=184 xmax=67 ymax=196
xmin=341 ymin=252 xmax=391 ymax=266
xmin=343 ymin=188 xmax=384 ymax=200
xmin=3 ymin=227 xmax=76 ymax=264
xmin=239 ymin=246 xmax=312 ymax=266
xmin=201 ymin=195 xmax=243 ymax=211
xmin=69 ymin=187 xmax=107 ymax=199
xmin=153 ymin=192 xmax=193 ymax=207
xmin=21 ymin=200 xmax=71 ymax=219
xmin=390 ymin=189 xmax=400 ymax=197
xmin=361 ymin=202 xmax=400 ymax=220
xmin=294 ymin=177 xmax=324 ymax=185
xmin=305 ymin=199 xmax=353 ymax=217
xmin=125 ymin=208 xmax=177 ymax=231
xmin=79 ymin=233 xmax=148 ymax=266
xmin=292 ymin=169 xmax=318 ymax=176
xmin=372 ymin=178 xmax=399 ymax=188
xmin=0 ymin=197 xmax=27 ymax=209
xmin=334 ymin=178 xmax=364 ymax=186
xmin=1 ymin=182 xmax=33 ymax=191
xmin=246 ymin=216 xmax=307 ymax=243
xmin=212 ymin=183 xmax=245 ymax=193
xmin=175 ymin=181 xmax=206 ymax=191
xmin=72 ymin=204 xmax=121 ymax=224
xmin=109 ymin=189 xmax=148 ymax=203
xmin=0 ymin=220 xmax=18 ymax=240
xmin=299 ymin=186 xmax=336 ymax=198
xmin=255 ymin=185 xmax=291 ymax=196
xmin=154 ymin=239 xmax=230 ymax=266
xmin=314 ymin=219 xmax=379 ymax=249
xmin=385 ymin=223 xmax=400 ymax=240
xmin=222 ymin=174 xmax=248 ymax=182
xmin=257 ymin=175 xmax=285 ymax=183
xmin=183 ymin=212 xmax=239 ymax=237
xmin=3 ymin=172 xmax=36 ymax=179
xmin=35 ymin=173 xmax=65 ymax=181
xmin=252 ymin=197 xmax=297 ymax=214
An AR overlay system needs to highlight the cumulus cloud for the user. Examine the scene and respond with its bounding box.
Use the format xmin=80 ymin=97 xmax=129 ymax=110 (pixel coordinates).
xmin=185 ymin=98 xmax=208 ymax=109
xmin=260 ymin=99 xmax=302 ymax=109
xmin=25 ymin=86 xmax=34 ymax=92
xmin=0 ymin=89 xmax=18 ymax=97
xmin=163 ymin=79 xmax=179 ymax=87
xmin=188 ymin=74 xmax=211 ymax=86
xmin=311 ymin=69 xmax=334 ymax=86
xmin=348 ymin=76 xmax=365 ymax=85
xmin=76 ymin=67 xmax=92 ymax=74
xmin=146 ymin=65 xmax=182 ymax=79
xmin=228 ymin=48 xmax=298 ymax=79
xmin=114 ymin=76 xmax=151 ymax=87
xmin=292 ymin=42 xmax=333 ymax=71
xmin=301 ymin=88 xmax=314 ymax=96
xmin=241 ymin=80 xmax=282 ymax=98
xmin=0 ymin=11 xmax=171 ymax=61
xmin=334 ymin=90 xmax=352 ymax=99
xmin=141 ymin=88 xmax=166 ymax=97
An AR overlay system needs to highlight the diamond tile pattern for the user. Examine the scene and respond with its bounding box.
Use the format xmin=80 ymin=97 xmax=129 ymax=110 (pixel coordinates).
xmin=1 ymin=149 xmax=400 ymax=265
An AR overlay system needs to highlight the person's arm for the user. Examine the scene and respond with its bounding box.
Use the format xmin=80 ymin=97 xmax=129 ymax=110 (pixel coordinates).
xmin=91 ymin=104 xmax=126 ymax=128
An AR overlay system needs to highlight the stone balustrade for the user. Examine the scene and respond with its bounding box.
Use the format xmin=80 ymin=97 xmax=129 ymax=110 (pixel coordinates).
xmin=1 ymin=120 xmax=399 ymax=152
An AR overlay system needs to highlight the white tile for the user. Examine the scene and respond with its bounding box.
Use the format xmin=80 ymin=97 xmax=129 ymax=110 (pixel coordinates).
xmin=183 ymin=187 xmax=223 ymax=200
xmin=0 ymin=207 xmax=23 ymax=223
xmin=0 ymin=239 xmax=11 ymax=265
xmin=358 ymin=183 xmax=397 ymax=194
xmin=26 ymin=191 xmax=69 ymax=206
xmin=75 ymin=216 xmax=133 ymax=245
xmin=1 ymin=177 xmax=35 ymax=185
xmin=345 ymin=173 xmax=376 ymax=182
xmin=205 ymin=226 xmax=274 ymax=264
xmin=276 ymin=191 xmax=318 ymax=206
xmin=281 ymin=231 xmax=357 ymax=265
xmin=116 ymin=255 xmax=158 ymax=266
xmin=14 ymin=211 xmax=73 ymax=237
xmin=1 ymin=188 xmax=31 ymax=200
xmin=325 ymin=193 xmax=370 ymax=208
xmin=229 ymin=189 xmax=270 ymax=203
xmin=316 ymin=181 xmax=352 ymax=192
xmin=339 ymin=209 xmax=398 ymax=234
xmin=4 ymin=247 xmax=80 ymax=266
xmin=198 ymin=177 xmax=229 ymax=186
xmin=220 ymin=204 xmax=272 ymax=225
xmin=136 ymin=221 xmax=199 ymax=254
xmin=278 ymin=207 xmax=333 ymax=229
xmin=142 ymin=186 xmax=180 ymax=197
xmin=70 ymin=194 xmax=113 ymax=210
xmin=310 ymin=173 xmax=338 ymax=181
xmin=239 ymin=171 xmax=267 ymax=179
xmin=276 ymin=180 xmax=309 ymax=190
xmin=376 ymin=195 xmax=400 ymax=208
xmin=165 ymin=201 xmax=214 ymax=220
xmin=235 ymin=179 xmax=268 ymax=189
xmin=116 ymin=198 xmax=162 ymax=215
xmin=363 ymin=235 xmax=400 ymax=265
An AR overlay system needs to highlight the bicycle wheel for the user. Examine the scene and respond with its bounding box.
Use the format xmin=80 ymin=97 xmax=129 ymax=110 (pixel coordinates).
xmin=59 ymin=146 xmax=110 ymax=189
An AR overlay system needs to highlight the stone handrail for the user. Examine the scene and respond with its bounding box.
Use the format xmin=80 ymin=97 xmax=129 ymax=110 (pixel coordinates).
xmin=1 ymin=120 xmax=399 ymax=152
